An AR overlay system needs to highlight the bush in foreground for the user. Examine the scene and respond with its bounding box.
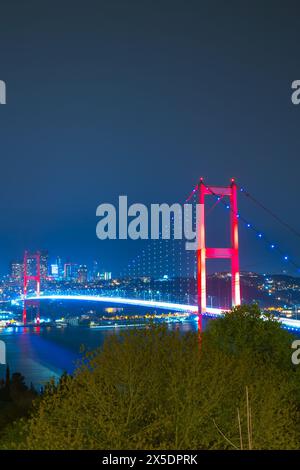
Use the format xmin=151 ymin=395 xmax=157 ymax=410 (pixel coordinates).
xmin=2 ymin=305 xmax=300 ymax=450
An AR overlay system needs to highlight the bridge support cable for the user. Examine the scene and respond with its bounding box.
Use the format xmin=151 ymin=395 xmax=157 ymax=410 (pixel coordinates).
xmin=238 ymin=186 xmax=300 ymax=240
xmin=205 ymin=182 xmax=300 ymax=273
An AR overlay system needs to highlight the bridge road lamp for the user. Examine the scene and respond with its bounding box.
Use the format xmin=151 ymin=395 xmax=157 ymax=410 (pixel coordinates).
xmin=197 ymin=178 xmax=241 ymax=315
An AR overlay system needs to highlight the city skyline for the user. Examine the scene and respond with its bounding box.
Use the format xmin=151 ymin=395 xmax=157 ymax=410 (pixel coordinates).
xmin=4 ymin=242 xmax=300 ymax=283
xmin=9 ymin=251 xmax=113 ymax=283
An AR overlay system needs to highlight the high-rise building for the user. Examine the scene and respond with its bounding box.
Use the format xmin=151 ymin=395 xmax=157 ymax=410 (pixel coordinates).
xmin=50 ymin=264 xmax=59 ymax=279
xmin=10 ymin=261 xmax=23 ymax=284
xmin=92 ymin=260 xmax=100 ymax=280
xmin=64 ymin=262 xmax=78 ymax=281
xmin=78 ymin=265 xmax=88 ymax=283
xmin=64 ymin=263 xmax=71 ymax=280
xmin=40 ymin=250 xmax=49 ymax=279
xmin=98 ymin=271 xmax=112 ymax=281
xmin=56 ymin=256 xmax=63 ymax=278
xmin=26 ymin=255 xmax=37 ymax=277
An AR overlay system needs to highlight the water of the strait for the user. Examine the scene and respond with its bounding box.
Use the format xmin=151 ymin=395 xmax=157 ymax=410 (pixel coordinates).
xmin=0 ymin=300 xmax=212 ymax=388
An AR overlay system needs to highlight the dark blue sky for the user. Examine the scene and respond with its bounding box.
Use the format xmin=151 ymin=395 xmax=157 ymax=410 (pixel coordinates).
xmin=0 ymin=0 xmax=300 ymax=275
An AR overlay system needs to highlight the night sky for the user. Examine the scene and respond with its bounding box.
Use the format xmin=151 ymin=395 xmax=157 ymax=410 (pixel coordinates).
xmin=0 ymin=0 xmax=300 ymax=276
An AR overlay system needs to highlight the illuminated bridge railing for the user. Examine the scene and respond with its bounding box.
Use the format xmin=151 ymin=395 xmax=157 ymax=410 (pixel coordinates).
xmin=34 ymin=287 xmax=196 ymax=305
xmin=25 ymin=293 xmax=300 ymax=332
xmin=14 ymin=292 xmax=300 ymax=332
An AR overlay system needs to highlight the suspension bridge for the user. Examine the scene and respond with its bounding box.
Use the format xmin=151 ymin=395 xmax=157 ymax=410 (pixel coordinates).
xmin=19 ymin=178 xmax=300 ymax=331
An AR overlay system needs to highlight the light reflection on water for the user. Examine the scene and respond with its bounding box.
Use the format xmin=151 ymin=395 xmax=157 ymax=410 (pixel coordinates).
xmin=0 ymin=316 xmax=212 ymax=388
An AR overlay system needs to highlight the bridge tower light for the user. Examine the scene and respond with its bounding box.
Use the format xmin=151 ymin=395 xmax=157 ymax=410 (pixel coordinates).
xmin=197 ymin=178 xmax=241 ymax=315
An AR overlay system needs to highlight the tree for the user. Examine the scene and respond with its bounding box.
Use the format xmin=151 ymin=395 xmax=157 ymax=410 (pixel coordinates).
xmin=202 ymin=303 xmax=294 ymax=369
xmin=3 ymin=306 xmax=300 ymax=450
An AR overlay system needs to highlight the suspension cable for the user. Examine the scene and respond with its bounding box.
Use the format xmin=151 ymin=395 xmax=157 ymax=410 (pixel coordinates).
xmin=203 ymin=183 xmax=300 ymax=271
xmin=238 ymin=186 xmax=300 ymax=240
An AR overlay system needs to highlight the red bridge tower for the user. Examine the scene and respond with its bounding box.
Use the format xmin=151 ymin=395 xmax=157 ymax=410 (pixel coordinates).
xmin=197 ymin=178 xmax=241 ymax=314
xmin=22 ymin=251 xmax=41 ymax=325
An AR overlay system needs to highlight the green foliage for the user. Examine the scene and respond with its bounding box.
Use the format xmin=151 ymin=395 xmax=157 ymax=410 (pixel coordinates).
xmin=203 ymin=303 xmax=294 ymax=369
xmin=0 ymin=368 xmax=37 ymax=446
xmin=2 ymin=305 xmax=300 ymax=450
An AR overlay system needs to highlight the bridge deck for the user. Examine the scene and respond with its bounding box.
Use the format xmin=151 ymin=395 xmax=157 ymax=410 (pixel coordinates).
xmin=23 ymin=294 xmax=300 ymax=332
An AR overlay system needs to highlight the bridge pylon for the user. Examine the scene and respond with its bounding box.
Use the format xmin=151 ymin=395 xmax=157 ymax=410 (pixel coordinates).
xmin=22 ymin=251 xmax=41 ymax=325
xmin=197 ymin=178 xmax=241 ymax=315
